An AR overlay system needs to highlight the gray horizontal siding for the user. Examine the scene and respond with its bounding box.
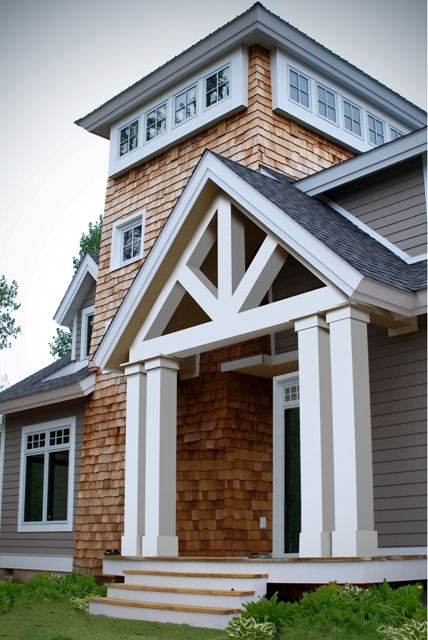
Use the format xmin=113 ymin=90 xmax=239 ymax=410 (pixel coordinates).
xmin=369 ymin=316 xmax=427 ymax=548
xmin=330 ymin=157 xmax=426 ymax=257
xmin=0 ymin=401 xmax=86 ymax=558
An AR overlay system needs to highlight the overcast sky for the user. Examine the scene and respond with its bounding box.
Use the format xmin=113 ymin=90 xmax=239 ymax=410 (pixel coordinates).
xmin=0 ymin=0 xmax=426 ymax=386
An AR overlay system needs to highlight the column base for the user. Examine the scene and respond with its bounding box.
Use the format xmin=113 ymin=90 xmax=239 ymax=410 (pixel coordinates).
xmin=299 ymin=531 xmax=332 ymax=558
xmin=332 ymin=529 xmax=378 ymax=557
xmin=121 ymin=535 xmax=143 ymax=557
xmin=141 ymin=535 xmax=179 ymax=557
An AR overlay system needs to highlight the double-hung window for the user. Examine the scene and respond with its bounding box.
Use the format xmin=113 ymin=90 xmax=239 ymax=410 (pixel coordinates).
xmin=174 ymin=85 xmax=197 ymax=125
xmin=146 ymin=103 xmax=167 ymax=141
xmin=119 ymin=119 xmax=139 ymax=157
xmin=368 ymin=114 xmax=385 ymax=146
xmin=205 ymin=66 xmax=230 ymax=107
xmin=343 ymin=100 xmax=362 ymax=136
xmin=317 ymin=85 xmax=336 ymax=122
xmin=19 ymin=419 xmax=75 ymax=532
xmin=289 ymin=69 xmax=310 ymax=108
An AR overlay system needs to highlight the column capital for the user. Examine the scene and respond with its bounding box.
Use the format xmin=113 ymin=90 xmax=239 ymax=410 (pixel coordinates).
xmin=123 ymin=361 xmax=146 ymax=376
xmin=326 ymin=305 xmax=370 ymax=325
xmin=144 ymin=355 xmax=180 ymax=372
xmin=294 ymin=313 xmax=328 ymax=332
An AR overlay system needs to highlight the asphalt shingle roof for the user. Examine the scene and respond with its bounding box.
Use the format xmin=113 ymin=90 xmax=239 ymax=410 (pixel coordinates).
xmin=212 ymin=152 xmax=426 ymax=294
xmin=0 ymin=355 xmax=91 ymax=403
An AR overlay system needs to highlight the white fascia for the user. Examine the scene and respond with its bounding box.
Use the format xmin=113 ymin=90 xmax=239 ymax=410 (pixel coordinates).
xmin=0 ymin=374 xmax=96 ymax=415
xmin=296 ymin=127 xmax=427 ymax=196
xmin=94 ymin=152 xmax=419 ymax=371
xmin=54 ymin=254 xmax=98 ymax=328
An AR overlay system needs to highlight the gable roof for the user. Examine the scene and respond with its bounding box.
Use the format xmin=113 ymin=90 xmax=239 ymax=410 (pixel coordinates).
xmin=76 ymin=3 xmax=425 ymax=139
xmin=54 ymin=252 xmax=99 ymax=328
xmin=0 ymin=355 xmax=95 ymax=415
xmin=94 ymin=149 xmax=426 ymax=372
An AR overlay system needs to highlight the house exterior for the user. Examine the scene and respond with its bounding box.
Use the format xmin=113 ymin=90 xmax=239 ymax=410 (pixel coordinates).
xmin=0 ymin=2 xmax=426 ymax=628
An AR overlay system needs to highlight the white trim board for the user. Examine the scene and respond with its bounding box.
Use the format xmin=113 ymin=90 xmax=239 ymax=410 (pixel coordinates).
xmin=0 ymin=554 xmax=73 ymax=573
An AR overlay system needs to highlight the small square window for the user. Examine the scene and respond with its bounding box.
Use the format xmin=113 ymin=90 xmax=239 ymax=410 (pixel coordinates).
xmin=368 ymin=114 xmax=385 ymax=146
xmin=284 ymin=384 xmax=299 ymax=403
xmin=111 ymin=211 xmax=145 ymax=271
xmin=205 ymin=66 xmax=230 ymax=108
xmin=175 ymin=85 xmax=197 ymax=125
xmin=343 ymin=100 xmax=362 ymax=137
xmin=119 ymin=120 xmax=139 ymax=157
xmin=317 ymin=85 xmax=336 ymax=122
xmin=390 ymin=126 xmax=403 ymax=141
xmin=146 ymin=103 xmax=167 ymax=141
xmin=122 ymin=223 xmax=142 ymax=263
xmin=289 ymin=69 xmax=310 ymax=108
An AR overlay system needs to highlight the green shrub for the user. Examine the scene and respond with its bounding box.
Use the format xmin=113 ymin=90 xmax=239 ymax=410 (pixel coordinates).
xmin=226 ymin=615 xmax=276 ymax=639
xmin=242 ymin=593 xmax=298 ymax=626
xmin=378 ymin=619 xmax=427 ymax=640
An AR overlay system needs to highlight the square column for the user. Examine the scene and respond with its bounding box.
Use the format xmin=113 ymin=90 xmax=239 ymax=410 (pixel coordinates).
xmin=122 ymin=363 xmax=146 ymax=556
xmin=326 ymin=306 xmax=378 ymax=557
xmin=141 ymin=355 xmax=180 ymax=557
xmin=295 ymin=314 xmax=334 ymax=557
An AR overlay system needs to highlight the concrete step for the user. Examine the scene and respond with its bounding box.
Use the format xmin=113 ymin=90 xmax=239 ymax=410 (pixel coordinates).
xmin=107 ymin=582 xmax=256 ymax=608
xmin=89 ymin=596 xmax=240 ymax=630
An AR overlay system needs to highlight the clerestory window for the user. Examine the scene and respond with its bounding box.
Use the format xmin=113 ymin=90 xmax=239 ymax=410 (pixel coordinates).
xmin=205 ymin=66 xmax=230 ymax=107
xmin=317 ymin=85 xmax=336 ymax=122
xmin=119 ymin=119 xmax=139 ymax=157
xmin=343 ymin=100 xmax=362 ymax=137
xmin=146 ymin=103 xmax=167 ymax=141
xmin=289 ymin=69 xmax=310 ymax=108
xmin=174 ymin=85 xmax=197 ymax=125
xmin=368 ymin=114 xmax=385 ymax=146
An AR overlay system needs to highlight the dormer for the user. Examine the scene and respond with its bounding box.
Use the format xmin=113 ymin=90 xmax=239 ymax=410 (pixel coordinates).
xmin=53 ymin=253 xmax=99 ymax=365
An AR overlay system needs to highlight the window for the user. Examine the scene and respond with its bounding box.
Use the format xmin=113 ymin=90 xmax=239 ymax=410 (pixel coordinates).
xmin=110 ymin=210 xmax=145 ymax=271
xmin=390 ymin=126 xmax=403 ymax=141
xmin=19 ymin=419 xmax=75 ymax=532
xmin=146 ymin=103 xmax=167 ymax=141
xmin=81 ymin=306 xmax=94 ymax=359
xmin=119 ymin=119 xmax=139 ymax=157
xmin=343 ymin=100 xmax=362 ymax=136
xmin=317 ymin=85 xmax=336 ymax=122
xmin=289 ymin=69 xmax=310 ymax=108
xmin=368 ymin=114 xmax=385 ymax=146
xmin=205 ymin=66 xmax=230 ymax=107
xmin=174 ymin=85 xmax=197 ymax=125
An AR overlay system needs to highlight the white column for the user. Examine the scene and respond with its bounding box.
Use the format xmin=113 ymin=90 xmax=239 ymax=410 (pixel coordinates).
xmin=141 ymin=355 xmax=180 ymax=557
xmin=326 ymin=306 xmax=378 ymax=557
xmin=295 ymin=314 xmax=334 ymax=557
xmin=122 ymin=363 xmax=146 ymax=556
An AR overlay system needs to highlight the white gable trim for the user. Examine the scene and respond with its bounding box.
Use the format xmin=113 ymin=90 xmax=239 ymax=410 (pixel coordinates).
xmin=54 ymin=254 xmax=98 ymax=328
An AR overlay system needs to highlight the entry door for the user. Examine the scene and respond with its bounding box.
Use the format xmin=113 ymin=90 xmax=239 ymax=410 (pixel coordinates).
xmin=273 ymin=374 xmax=301 ymax=556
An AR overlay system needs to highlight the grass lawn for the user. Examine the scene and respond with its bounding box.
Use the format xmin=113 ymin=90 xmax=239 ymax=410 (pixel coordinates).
xmin=0 ymin=598 xmax=228 ymax=640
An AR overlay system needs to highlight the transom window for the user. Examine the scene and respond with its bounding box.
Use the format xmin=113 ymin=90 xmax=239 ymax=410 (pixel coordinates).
xmin=289 ymin=69 xmax=310 ymax=108
xmin=175 ymin=85 xmax=197 ymax=125
xmin=368 ymin=114 xmax=384 ymax=146
xmin=343 ymin=100 xmax=362 ymax=136
xmin=317 ymin=85 xmax=336 ymax=122
xmin=205 ymin=66 xmax=230 ymax=107
xmin=284 ymin=383 xmax=300 ymax=404
xmin=146 ymin=103 xmax=167 ymax=141
xmin=119 ymin=119 xmax=139 ymax=157
xmin=122 ymin=223 xmax=142 ymax=263
xmin=20 ymin=420 xmax=75 ymax=530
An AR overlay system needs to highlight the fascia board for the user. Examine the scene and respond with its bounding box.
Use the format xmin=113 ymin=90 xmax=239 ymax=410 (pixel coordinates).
xmin=0 ymin=374 xmax=96 ymax=415
xmin=76 ymin=5 xmax=425 ymax=139
xmin=296 ymin=128 xmax=428 ymax=196
xmin=54 ymin=255 xmax=98 ymax=327
xmin=351 ymin=278 xmax=419 ymax=316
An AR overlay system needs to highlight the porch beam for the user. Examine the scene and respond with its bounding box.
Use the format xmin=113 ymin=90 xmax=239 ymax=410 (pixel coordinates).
xmin=295 ymin=314 xmax=334 ymax=557
xmin=141 ymin=355 xmax=180 ymax=557
xmin=326 ymin=305 xmax=378 ymax=557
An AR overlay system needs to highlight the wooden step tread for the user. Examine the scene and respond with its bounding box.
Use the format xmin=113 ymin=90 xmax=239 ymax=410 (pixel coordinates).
xmin=111 ymin=583 xmax=255 ymax=596
xmin=123 ymin=569 xmax=268 ymax=579
xmin=90 ymin=596 xmax=241 ymax=615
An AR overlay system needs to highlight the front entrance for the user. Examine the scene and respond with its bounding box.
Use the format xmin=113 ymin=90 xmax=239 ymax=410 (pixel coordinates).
xmin=273 ymin=374 xmax=301 ymax=556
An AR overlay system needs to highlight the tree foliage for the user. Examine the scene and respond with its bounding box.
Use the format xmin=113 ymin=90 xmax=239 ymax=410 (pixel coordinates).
xmin=49 ymin=328 xmax=73 ymax=360
xmin=72 ymin=214 xmax=103 ymax=273
xmin=0 ymin=275 xmax=21 ymax=351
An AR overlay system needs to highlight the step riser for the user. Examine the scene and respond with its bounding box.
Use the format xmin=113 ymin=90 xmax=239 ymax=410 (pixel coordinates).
xmin=90 ymin=600 xmax=237 ymax=630
xmin=107 ymin=586 xmax=257 ymax=608
xmin=124 ymin=574 xmax=264 ymax=592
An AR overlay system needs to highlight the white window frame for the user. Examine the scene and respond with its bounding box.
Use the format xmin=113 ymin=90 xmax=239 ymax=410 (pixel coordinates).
xmin=118 ymin=118 xmax=139 ymax=159
xmin=367 ymin=113 xmax=385 ymax=146
xmin=81 ymin=305 xmax=94 ymax=360
xmin=18 ymin=418 xmax=76 ymax=533
xmin=288 ymin=68 xmax=310 ymax=110
xmin=273 ymin=372 xmax=300 ymax=557
xmin=145 ymin=102 xmax=168 ymax=142
xmin=173 ymin=83 xmax=198 ymax=127
xmin=343 ymin=99 xmax=363 ymax=138
xmin=389 ymin=125 xmax=403 ymax=141
xmin=110 ymin=210 xmax=145 ymax=271
xmin=316 ymin=84 xmax=337 ymax=124
xmin=204 ymin=65 xmax=231 ymax=110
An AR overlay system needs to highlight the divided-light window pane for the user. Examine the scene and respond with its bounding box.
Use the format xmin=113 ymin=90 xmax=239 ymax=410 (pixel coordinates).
xmin=343 ymin=100 xmax=362 ymax=136
xmin=206 ymin=66 xmax=230 ymax=107
xmin=317 ymin=86 xmax=336 ymax=122
xmin=122 ymin=224 xmax=142 ymax=262
xmin=146 ymin=104 xmax=167 ymax=141
xmin=368 ymin=115 xmax=385 ymax=145
xmin=175 ymin=85 xmax=197 ymax=125
xmin=289 ymin=69 xmax=309 ymax=108
xmin=119 ymin=120 xmax=139 ymax=156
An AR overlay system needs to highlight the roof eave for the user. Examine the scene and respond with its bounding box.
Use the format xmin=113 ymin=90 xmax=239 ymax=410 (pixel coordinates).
xmin=54 ymin=253 xmax=98 ymax=327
